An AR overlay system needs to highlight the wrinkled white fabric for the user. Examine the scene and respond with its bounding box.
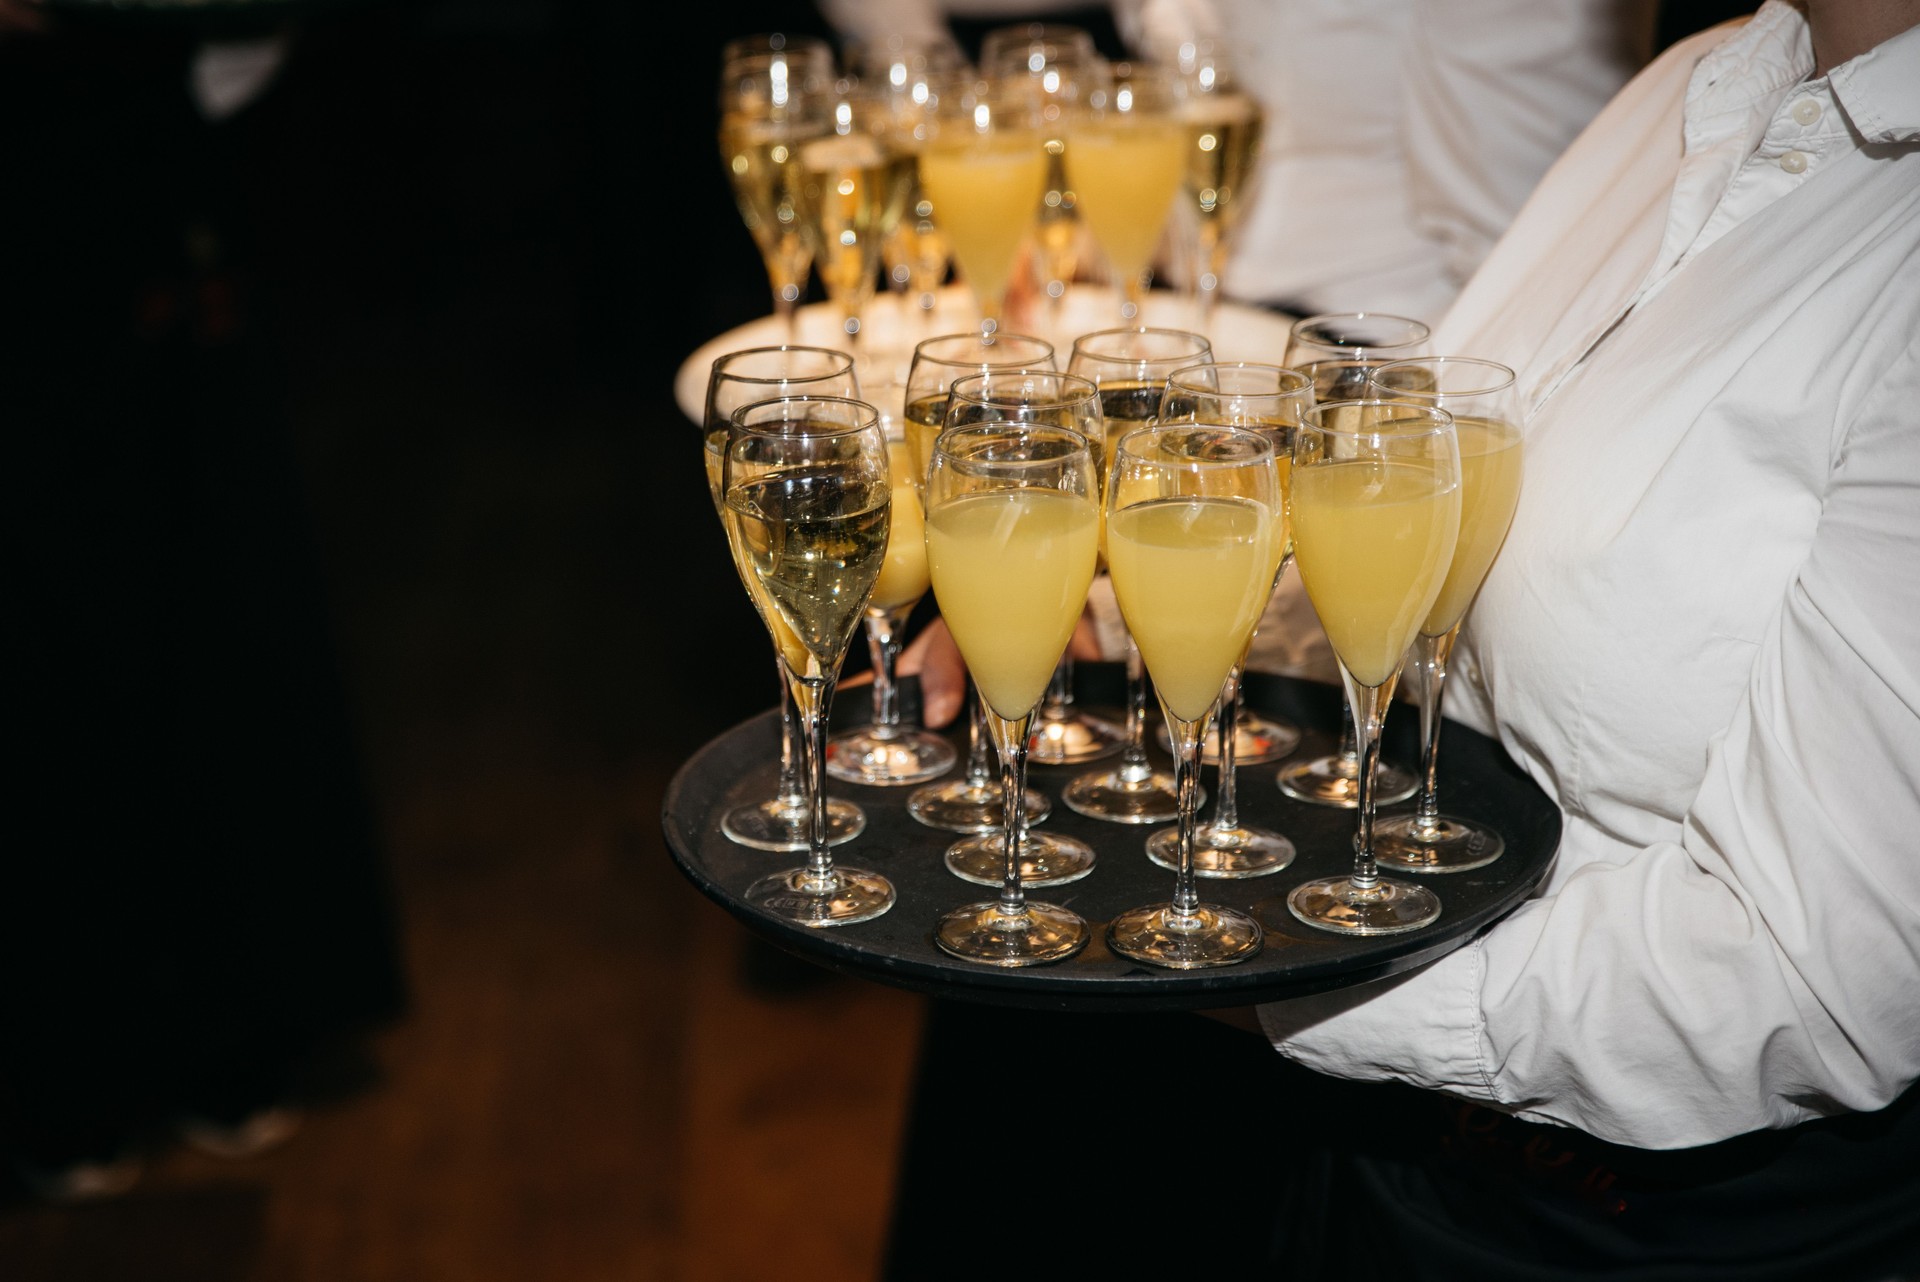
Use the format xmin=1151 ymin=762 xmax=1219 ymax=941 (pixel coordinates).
xmin=1258 ymin=4 xmax=1920 ymax=1149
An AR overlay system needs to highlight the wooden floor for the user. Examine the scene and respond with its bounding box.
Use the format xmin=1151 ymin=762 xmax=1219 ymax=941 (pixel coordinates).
xmin=0 ymin=3 xmax=928 ymax=1276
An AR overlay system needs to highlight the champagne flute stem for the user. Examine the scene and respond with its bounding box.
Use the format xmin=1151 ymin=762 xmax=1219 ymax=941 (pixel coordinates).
xmin=1045 ymin=654 xmax=1077 ymax=714
xmin=863 ymin=606 xmax=909 ymax=738
xmin=963 ymin=683 xmax=993 ymax=786
xmin=1410 ymin=627 xmax=1462 ymax=833
xmin=1120 ymin=272 xmax=1146 ymax=322
xmin=1342 ymin=669 xmax=1397 ymax=889
xmin=1213 ymin=662 xmax=1244 ymax=828
xmin=789 ymin=673 xmax=841 ymax=887
xmin=988 ymin=711 xmax=1035 ymax=916
xmin=1168 ymin=710 xmax=1206 ymax=921
xmin=775 ymin=658 xmax=805 ymax=807
xmin=1120 ymin=638 xmax=1150 ymax=777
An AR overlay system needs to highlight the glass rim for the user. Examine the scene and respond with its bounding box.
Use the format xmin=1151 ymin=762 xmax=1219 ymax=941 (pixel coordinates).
xmin=1070 ymin=325 xmax=1213 ymax=357
xmin=720 ymin=32 xmax=833 ymax=62
xmin=1164 ymin=360 xmax=1312 ymax=396
xmin=945 ymin=368 xmax=1099 ymax=403
xmin=728 ymin=393 xmax=882 ymax=438
xmin=1368 ymin=356 xmax=1517 ymax=399
xmin=709 ymin=344 xmax=857 ymax=387
xmin=1287 ymin=311 xmax=1432 ymax=349
xmin=911 ymin=331 xmax=1056 ymax=369
xmin=1299 ymin=398 xmax=1455 ymax=438
xmin=929 ymin=418 xmax=1097 ymax=475
xmin=1112 ymin=421 xmax=1277 ymax=469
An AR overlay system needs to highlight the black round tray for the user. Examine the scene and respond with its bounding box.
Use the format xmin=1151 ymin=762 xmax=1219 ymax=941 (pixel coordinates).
xmin=663 ymin=667 xmax=1559 ymax=1012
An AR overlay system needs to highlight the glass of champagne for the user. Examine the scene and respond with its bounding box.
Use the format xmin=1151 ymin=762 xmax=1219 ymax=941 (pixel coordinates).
xmin=723 ymin=396 xmax=896 ymax=927
xmin=1146 ymin=362 xmax=1313 ymax=879
xmin=1168 ymin=40 xmax=1264 ymax=327
xmin=1061 ymin=325 xmax=1214 ymax=821
xmin=718 ymin=35 xmax=833 ymax=335
xmin=1062 ymin=61 xmax=1188 ymax=322
xmin=1367 ymin=358 xmax=1523 ymax=872
xmin=793 ymin=78 xmax=916 ymax=350
xmin=1286 ymin=400 xmax=1461 ymax=935
xmin=943 ymin=369 xmax=1126 ymax=777
xmin=1105 ymin=424 xmax=1278 ymax=967
xmin=899 ymin=333 xmax=1061 ymax=833
xmin=980 ymin=24 xmax=1103 ymax=335
xmin=916 ymin=73 xmax=1050 ymax=339
xmin=824 ymin=372 xmax=959 ymax=786
xmin=926 ymin=421 xmax=1101 ymax=964
xmin=705 ymin=346 xmax=868 ymax=850
xmin=1276 ymin=313 xmax=1432 ymax=808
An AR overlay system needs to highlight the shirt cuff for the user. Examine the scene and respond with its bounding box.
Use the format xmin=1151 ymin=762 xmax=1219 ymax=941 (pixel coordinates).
xmin=1256 ymin=940 xmax=1499 ymax=1103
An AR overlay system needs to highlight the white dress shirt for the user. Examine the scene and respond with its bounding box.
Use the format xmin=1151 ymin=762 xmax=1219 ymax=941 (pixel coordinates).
xmin=1259 ymin=3 xmax=1920 ymax=1150
xmin=814 ymin=0 xmax=1651 ymax=320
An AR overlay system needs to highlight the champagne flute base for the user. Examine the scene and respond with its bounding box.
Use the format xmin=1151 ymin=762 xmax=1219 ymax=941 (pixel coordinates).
xmin=825 ymin=728 xmax=959 ymax=786
xmin=722 ymin=796 xmax=867 ymax=852
xmin=1275 ymin=752 xmax=1418 ymax=809
xmin=944 ymin=831 xmax=1095 ymax=889
xmin=1157 ymin=709 xmax=1301 ymax=766
xmin=745 ymin=866 xmax=896 ymax=928
xmin=1062 ymin=767 xmax=1192 ymax=824
xmin=934 ymin=900 xmax=1088 ymax=967
xmin=906 ymin=781 xmax=1051 ymax=834
xmin=1374 ymin=814 xmax=1505 ymax=873
xmin=1144 ymin=824 xmax=1294 ymax=878
xmin=1028 ymin=708 xmax=1127 ymax=765
xmin=1287 ymin=875 xmax=1440 ymax=936
xmin=1106 ymin=903 xmax=1262 ymax=969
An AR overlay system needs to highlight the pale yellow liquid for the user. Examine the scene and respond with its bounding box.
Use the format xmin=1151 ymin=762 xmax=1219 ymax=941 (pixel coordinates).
xmin=1423 ymin=416 xmax=1522 ymax=635
xmin=796 ymin=133 xmax=914 ymax=321
xmin=1178 ymin=92 xmax=1262 ymax=232
xmin=1062 ymin=119 xmax=1187 ymax=284
xmin=917 ymin=132 xmax=1048 ymax=318
xmin=870 ymin=441 xmax=930 ymax=611
xmin=1291 ymin=461 xmax=1461 ymax=687
xmin=925 ymin=489 xmax=1099 ymax=719
xmin=1107 ymin=497 xmax=1274 ymax=723
xmin=718 ymin=115 xmax=819 ymax=304
xmin=705 ymin=427 xmax=811 ymax=674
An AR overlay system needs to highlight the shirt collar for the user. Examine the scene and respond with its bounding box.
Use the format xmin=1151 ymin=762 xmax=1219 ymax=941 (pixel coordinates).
xmin=1683 ymin=0 xmax=1813 ymax=151
xmin=1829 ymin=19 xmax=1920 ymax=144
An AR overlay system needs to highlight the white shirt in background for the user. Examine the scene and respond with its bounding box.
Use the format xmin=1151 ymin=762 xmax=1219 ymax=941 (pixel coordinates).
xmin=1260 ymin=2 xmax=1920 ymax=1150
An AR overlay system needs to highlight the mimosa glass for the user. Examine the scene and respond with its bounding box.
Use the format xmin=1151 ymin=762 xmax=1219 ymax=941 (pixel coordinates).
xmin=718 ymin=35 xmax=832 ymax=336
xmin=1368 ymin=358 xmax=1523 ymax=872
xmin=1168 ymin=40 xmax=1264 ymax=327
xmin=1062 ymin=326 xmax=1215 ymax=822
xmin=1146 ymin=362 xmax=1312 ymax=879
xmin=899 ymin=333 xmax=1060 ymax=833
xmin=942 ymin=368 xmax=1126 ymax=778
xmin=724 ymin=396 xmax=896 ymax=926
xmin=1105 ymin=424 xmax=1276 ymax=967
xmin=825 ymin=371 xmax=959 ymax=786
xmin=793 ymin=79 xmax=915 ymax=349
xmin=1276 ymin=314 xmax=1432 ymax=808
xmin=927 ymin=422 xmax=1101 ymax=963
xmin=1286 ymin=400 xmax=1460 ymax=935
xmin=1062 ymin=62 xmax=1186 ymax=322
xmin=916 ymin=73 xmax=1049 ymax=338
xmin=704 ymin=346 xmax=868 ymax=850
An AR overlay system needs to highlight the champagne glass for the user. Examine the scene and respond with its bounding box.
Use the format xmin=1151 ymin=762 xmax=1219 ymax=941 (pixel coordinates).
xmin=704 ymin=346 xmax=867 ymax=850
xmin=1168 ymin=40 xmax=1264 ymax=327
xmin=1061 ymin=326 xmax=1214 ymax=821
xmin=718 ymin=35 xmax=833 ymax=335
xmin=899 ymin=333 xmax=1060 ymax=833
xmin=793 ymin=78 xmax=915 ymax=349
xmin=1276 ymin=313 xmax=1432 ymax=808
xmin=943 ymin=369 xmax=1126 ymax=774
xmin=980 ymin=24 xmax=1102 ymax=335
xmin=916 ymin=73 xmax=1049 ymax=339
xmin=1367 ymin=358 xmax=1523 ymax=872
xmin=723 ymin=396 xmax=896 ymax=926
xmin=927 ymin=421 xmax=1101 ymax=963
xmin=1146 ymin=362 xmax=1312 ymax=879
xmin=824 ymin=372 xmax=960 ymax=786
xmin=1105 ymin=424 xmax=1277 ymax=967
xmin=1062 ymin=61 xmax=1187 ymax=322
xmin=850 ymin=39 xmax=967 ymax=334
xmin=1286 ymin=400 xmax=1461 ymax=935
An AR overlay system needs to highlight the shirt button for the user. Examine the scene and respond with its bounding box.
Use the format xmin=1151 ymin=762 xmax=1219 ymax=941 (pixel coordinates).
xmin=1791 ymin=98 xmax=1822 ymax=126
xmin=1780 ymin=150 xmax=1809 ymax=174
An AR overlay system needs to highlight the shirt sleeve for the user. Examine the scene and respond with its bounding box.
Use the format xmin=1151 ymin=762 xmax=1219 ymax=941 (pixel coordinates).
xmin=1260 ymin=335 xmax=1920 ymax=1149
